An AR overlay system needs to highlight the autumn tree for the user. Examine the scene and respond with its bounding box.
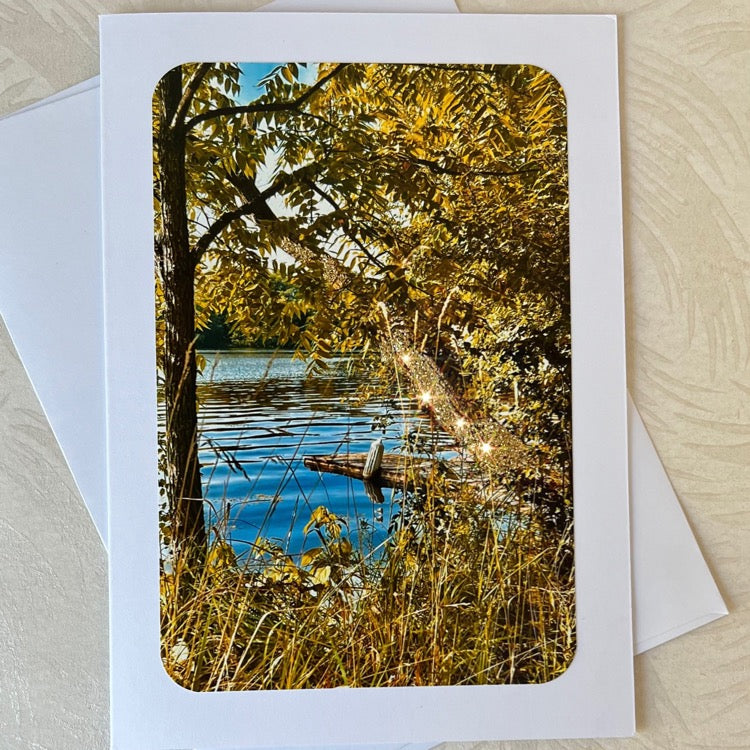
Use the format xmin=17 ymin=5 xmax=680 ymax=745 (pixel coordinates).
xmin=155 ymin=62 xmax=356 ymax=563
xmin=153 ymin=62 xmax=569 ymax=564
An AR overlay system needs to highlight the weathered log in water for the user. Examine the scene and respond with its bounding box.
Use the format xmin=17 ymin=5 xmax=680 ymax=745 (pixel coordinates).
xmin=303 ymin=452 xmax=455 ymax=490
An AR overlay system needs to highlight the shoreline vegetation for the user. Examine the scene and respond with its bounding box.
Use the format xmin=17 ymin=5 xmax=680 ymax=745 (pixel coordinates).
xmin=155 ymin=61 xmax=574 ymax=689
xmin=159 ymin=346 xmax=575 ymax=690
xmin=161 ymin=370 xmax=575 ymax=689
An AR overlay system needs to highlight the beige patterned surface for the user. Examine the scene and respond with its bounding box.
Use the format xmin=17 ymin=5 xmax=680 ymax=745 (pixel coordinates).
xmin=0 ymin=1 xmax=747 ymax=748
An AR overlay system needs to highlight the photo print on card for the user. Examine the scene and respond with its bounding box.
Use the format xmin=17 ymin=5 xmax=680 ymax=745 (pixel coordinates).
xmin=154 ymin=60 xmax=574 ymax=691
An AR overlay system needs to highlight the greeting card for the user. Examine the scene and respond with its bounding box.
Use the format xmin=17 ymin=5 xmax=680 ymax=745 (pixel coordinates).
xmin=100 ymin=12 xmax=632 ymax=747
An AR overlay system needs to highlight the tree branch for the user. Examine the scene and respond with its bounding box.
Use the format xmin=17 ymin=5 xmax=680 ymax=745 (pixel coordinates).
xmin=191 ymin=175 xmax=281 ymax=263
xmin=184 ymin=63 xmax=350 ymax=132
xmin=171 ymin=63 xmax=214 ymax=132
xmin=192 ymin=204 xmax=259 ymax=262
xmin=404 ymin=154 xmax=537 ymax=179
xmin=302 ymin=179 xmax=386 ymax=270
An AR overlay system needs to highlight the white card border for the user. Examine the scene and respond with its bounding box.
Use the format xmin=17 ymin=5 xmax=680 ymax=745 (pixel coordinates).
xmin=101 ymin=12 xmax=633 ymax=748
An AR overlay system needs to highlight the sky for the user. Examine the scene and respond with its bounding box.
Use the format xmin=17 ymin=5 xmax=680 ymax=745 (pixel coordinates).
xmin=238 ymin=62 xmax=319 ymax=103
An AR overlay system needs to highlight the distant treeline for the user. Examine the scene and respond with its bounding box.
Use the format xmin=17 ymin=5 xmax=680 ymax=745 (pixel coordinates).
xmin=196 ymin=311 xmax=298 ymax=350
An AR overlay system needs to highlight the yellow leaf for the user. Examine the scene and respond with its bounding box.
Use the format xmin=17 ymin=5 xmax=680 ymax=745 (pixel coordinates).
xmin=301 ymin=547 xmax=323 ymax=567
xmin=311 ymin=565 xmax=331 ymax=585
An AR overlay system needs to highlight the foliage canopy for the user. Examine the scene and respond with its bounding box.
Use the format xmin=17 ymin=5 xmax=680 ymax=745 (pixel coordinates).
xmin=155 ymin=61 xmax=570 ymax=518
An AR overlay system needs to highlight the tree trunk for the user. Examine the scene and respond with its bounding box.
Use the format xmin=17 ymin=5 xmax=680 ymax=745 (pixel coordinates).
xmin=155 ymin=66 xmax=207 ymax=565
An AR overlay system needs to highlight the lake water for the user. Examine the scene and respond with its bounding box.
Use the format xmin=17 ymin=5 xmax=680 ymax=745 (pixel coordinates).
xmin=192 ymin=349 xmax=449 ymax=561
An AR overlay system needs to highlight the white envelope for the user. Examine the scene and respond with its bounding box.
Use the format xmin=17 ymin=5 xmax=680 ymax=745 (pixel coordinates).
xmin=0 ymin=0 xmax=724 ymax=685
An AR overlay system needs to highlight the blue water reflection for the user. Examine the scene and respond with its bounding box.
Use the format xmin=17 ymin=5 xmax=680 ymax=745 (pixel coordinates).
xmin=193 ymin=350 xmax=448 ymax=561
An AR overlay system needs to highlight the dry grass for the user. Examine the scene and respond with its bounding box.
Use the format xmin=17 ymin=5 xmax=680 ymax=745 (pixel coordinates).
xmin=160 ymin=463 xmax=575 ymax=691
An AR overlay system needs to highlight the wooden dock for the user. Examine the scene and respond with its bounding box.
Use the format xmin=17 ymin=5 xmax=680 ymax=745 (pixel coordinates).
xmin=303 ymin=452 xmax=449 ymax=489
